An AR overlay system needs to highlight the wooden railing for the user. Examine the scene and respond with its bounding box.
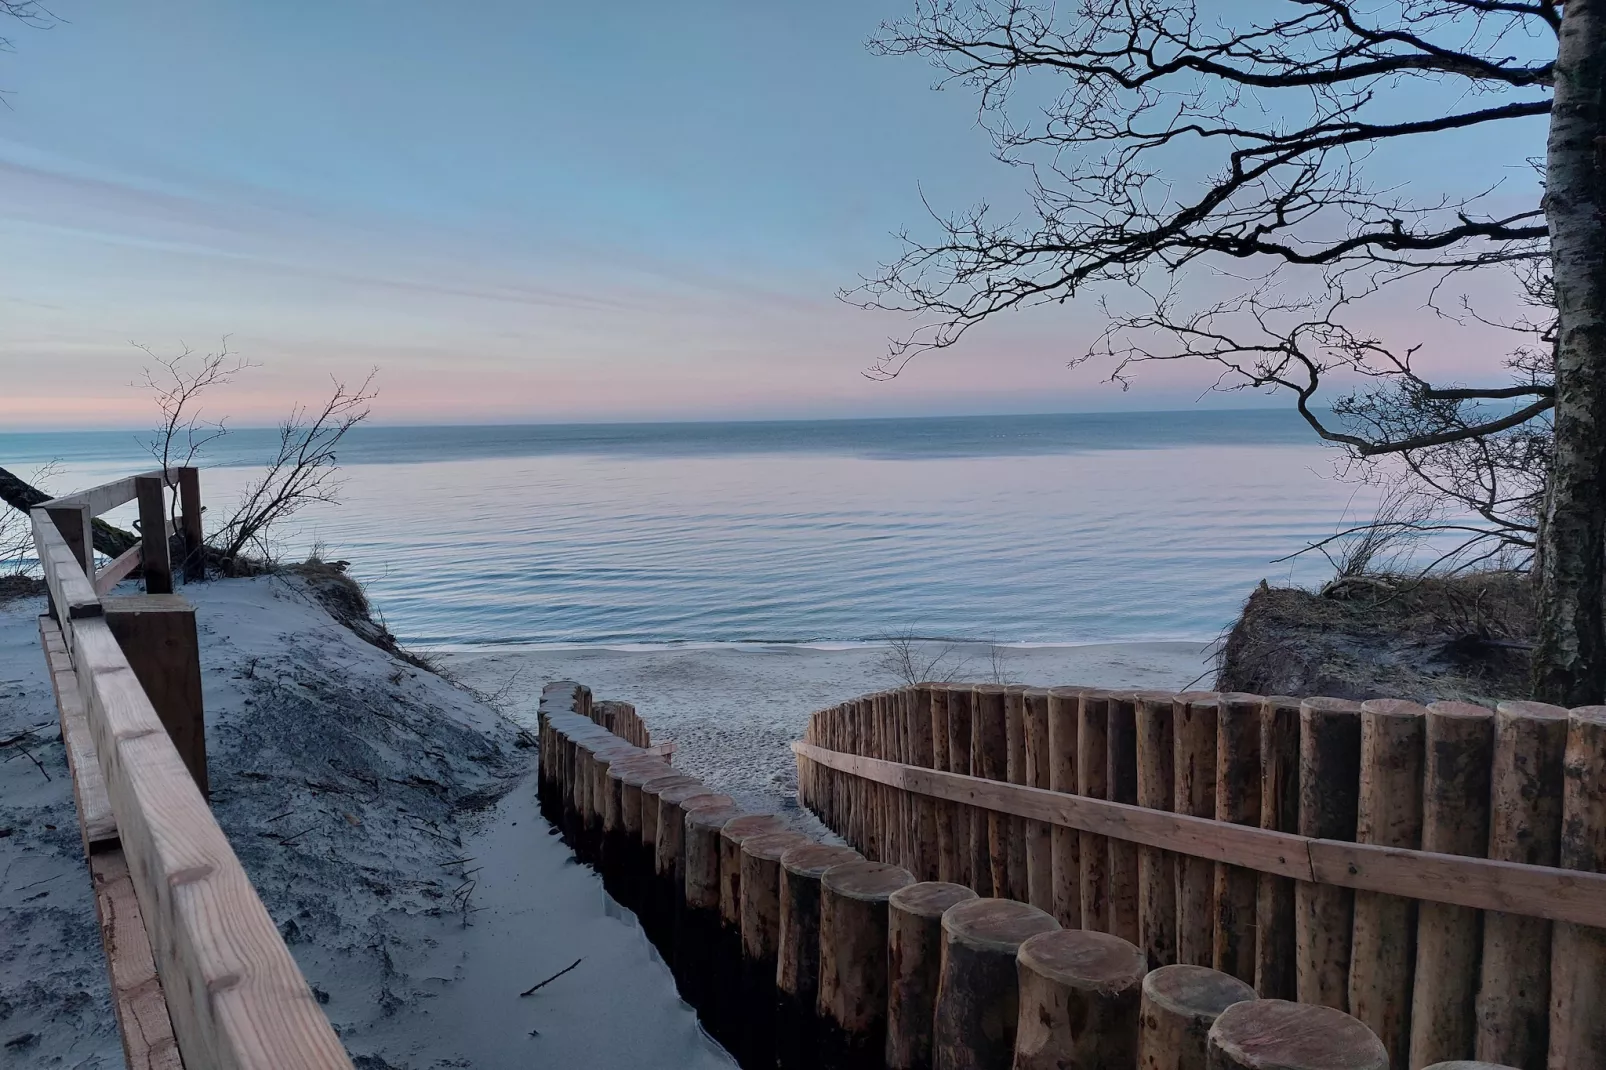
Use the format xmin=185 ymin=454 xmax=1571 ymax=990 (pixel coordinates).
xmin=794 ymin=684 xmax=1606 ymax=1070
xmin=32 ymin=470 xmax=352 ymax=1070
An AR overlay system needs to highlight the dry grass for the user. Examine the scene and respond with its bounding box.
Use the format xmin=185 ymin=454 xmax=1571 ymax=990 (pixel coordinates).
xmin=1214 ymin=570 xmax=1535 ymax=703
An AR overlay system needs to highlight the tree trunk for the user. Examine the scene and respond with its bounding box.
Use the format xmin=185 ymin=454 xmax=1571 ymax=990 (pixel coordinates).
xmin=1534 ymin=0 xmax=1606 ymax=706
xmin=1 ymin=465 xmax=139 ymax=558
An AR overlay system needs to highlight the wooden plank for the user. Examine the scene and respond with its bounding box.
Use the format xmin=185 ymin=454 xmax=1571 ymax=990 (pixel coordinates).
xmin=67 ymin=616 xmax=351 ymax=1069
xmin=90 ymin=849 xmax=185 ymax=1070
xmin=42 ymin=469 xmax=182 ymax=518
xmin=97 ymin=542 xmax=145 ymax=594
xmin=793 ymin=741 xmax=1313 ymax=881
xmin=104 ymin=595 xmax=208 ymax=796
xmin=791 ymin=742 xmax=1606 ymax=930
xmin=38 ymin=615 xmax=120 ymax=852
xmin=177 ymin=468 xmax=204 ymax=583
xmin=33 ymin=510 xmax=103 ymax=621
xmin=135 ymin=476 xmax=174 ymax=595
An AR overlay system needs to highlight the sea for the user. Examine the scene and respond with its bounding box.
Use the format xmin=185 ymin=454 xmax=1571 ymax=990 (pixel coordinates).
xmin=1 ymin=411 xmax=1399 ymax=649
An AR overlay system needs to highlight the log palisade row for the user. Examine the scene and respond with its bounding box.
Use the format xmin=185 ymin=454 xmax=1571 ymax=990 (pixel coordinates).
xmin=542 ymin=681 xmax=1508 ymax=1070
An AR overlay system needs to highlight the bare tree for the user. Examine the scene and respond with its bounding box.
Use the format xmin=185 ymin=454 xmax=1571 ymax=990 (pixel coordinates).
xmin=0 ymin=461 xmax=58 ymax=577
xmin=208 ymin=372 xmax=377 ymax=567
xmin=854 ymin=0 xmax=1606 ymax=703
xmin=134 ymin=342 xmax=377 ymax=572
xmin=875 ymin=631 xmax=973 ymax=685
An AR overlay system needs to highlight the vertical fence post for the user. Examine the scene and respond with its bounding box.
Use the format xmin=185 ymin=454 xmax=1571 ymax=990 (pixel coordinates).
xmin=1047 ymin=687 xmax=1082 ymax=929
xmin=1409 ymin=701 xmax=1494 ymax=1068
xmin=1476 ymin=700 xmax=1568 ymax=1068
xmin=103 ymin=595 xmax=207 ymax=796
xmin=1547 ymin=705 xmax=1606 ymax=1070
xmin=1295 ymin=697 xmax=1363 ymax=1010
xmin=1079 ymin=690 xmax=1111 ymax=932
xmin=46 ymin=504 xmax=94 ymax=577
xmin=975 ymin=685 xmax=1009 ymax=898
xmin=1023 ymin=688 xmax=1055 ymax=913
xmin=1256 ymin=696 xmax=1302 ymax=999
xmin=1135 ymin=691 xmax=1178 ymax=970
xmin=931 ymin=688 xmax=958 ymax=884
xmin=1348 ymin=699 xmax=1426 ymax=1069
xmin=1107 ymin=693 xmax=1141 ymax=945
xmin=1213 ymin=693 xmax=1263 ymax=986
xmin=1005 ymin=687 xmax=1030 ymax=900
xmin=134 ymin=475 xmax=173 ymax=595
xmin=1174 ymin=693 xmax=1219 ymax=966
xmin=178 ymin=467 xmax=202 ymax=579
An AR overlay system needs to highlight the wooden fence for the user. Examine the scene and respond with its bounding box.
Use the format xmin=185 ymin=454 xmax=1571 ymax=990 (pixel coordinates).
xmin=31 ymin=469 xmax=352 ymax=1070
xmin=538 ymin=681 xmax=1477 ymax=1070
xmin=795 ymin=684 xmax=1606 ymax=1070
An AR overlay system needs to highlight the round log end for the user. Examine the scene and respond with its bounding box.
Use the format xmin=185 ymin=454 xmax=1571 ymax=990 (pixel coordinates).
xmin=889 ymin=881 xmax=977 ymax=920
xmin=1018 ymin=929 xmax=1145 ymax=994
xmin=720 ymin=813 xmax=786 ymax=846
xmin=1570 ymin=704 xmax=1606 ymax=727
xmin=1359 ymin=698 xmax=1428 ymax=719
xmin=686 ymin=804 xmax=741 ymax=833
xmin=744 ymin=830 xmax=812 ymax=862
xmin=1301 ymin=696 xmax=1363 ymax=715
xmin=1493 ymin=700 xmax=1569 ymax=722
xmin=1426 ymin=700 xmax=1494 ymax=721
xmin=1141 ymin=963 xmax=1257 ymax=1022
xmin=1209 ymin=999 xmax=1386 ymax=1070
xmin=1418 ymin=1063 xmax=1523 ymax=1069
xmin=781 ymin=843 xmax=863 ymax=878
xmin=941 ymin=897 xmax=1059 ymax=955
xmin=642 ymin=773 xmax=700 ymax=796
xmin=680 ymin=792 xmax=735 ymax=814
xmin=657 ymin=780 xmax=715 ymax=806
xmin=822 ymin=861 xmax=915 ymax=902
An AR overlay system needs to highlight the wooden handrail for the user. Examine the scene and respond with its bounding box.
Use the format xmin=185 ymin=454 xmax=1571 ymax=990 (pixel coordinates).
xmin=791 ymin=740 xmax=1606 ymax=930
xmin=32 ymin=510 xmax=102 ymax=621
xmin=42 ymin=468 xmax=184 ymax=518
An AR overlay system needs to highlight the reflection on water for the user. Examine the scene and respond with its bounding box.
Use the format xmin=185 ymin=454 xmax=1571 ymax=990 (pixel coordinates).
xmin=3 ymin=414 xmax=1377 ymax=646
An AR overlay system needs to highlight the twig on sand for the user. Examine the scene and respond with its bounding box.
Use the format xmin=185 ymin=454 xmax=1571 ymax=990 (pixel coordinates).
xmin=520 ymin=958 xmax=582 ymax=997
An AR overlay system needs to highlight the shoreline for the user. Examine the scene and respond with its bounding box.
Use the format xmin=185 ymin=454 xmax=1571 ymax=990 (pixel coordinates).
xmin=436 ymin=638 xmax=1214 ymax=814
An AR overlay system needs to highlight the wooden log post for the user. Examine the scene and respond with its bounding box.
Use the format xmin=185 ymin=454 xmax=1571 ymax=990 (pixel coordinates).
xmin=1079 ymin=690 xmax=1111 ymax=932
xmin=740 ymin=829 xmax=813 ymax=1069
xmin=609 ymin=758 xmax=671 ymax=907
xmin=176 ymin=467 xmax=203 ymax=583
xmin=681 ymin=802 xmax=739 ymax=1014
xmin=931 ymin=687 xmax=960 ymax=884
xmin=1013 ymin=929 xmax=1147 ymax=1070
xmin=1296 ymin=697 xmax=1363 ymax=1010
xmin=932 ymin=897 xmax=1059 ymax=1070
xmin=1137 ymin=963 xmax=1257 ymax=1070
xmin=717 ymin=813 xmax=788 ymax=1048
xmin=1023 ymin=688 xmax=1054 ymax=913
xmin=134 ymin=474 xmax=173 ymax=595
xmin=1256 ymin=696 xmax=1301 ymax=1000
xmin=818 ymin=861 xmax=916 ymax=1070
xmin=976 ymin=685 xmax=1010 ymax=898
xmin=1474 ymin=700 xmax=1567 ymax=1069
xmin=1208 ymin=999 xmax=1387 ymax=1070
xmin=910 ymin=685 xmax=939 ymax=881
xmin=887 ymin=881 xmax=979 ymax=1070
xmin=1348 ymin=699 xmax=1426 ymax=1069
xmin=103 ymin=594 xmax=207 ymax=796
xmin=948 ymin=686 xmax=978 ymax=889
xmin=1048 ymin=688 xmax=1083 ymax=929
xmin=1174 ymin=692 xmax=1219 ymax=966
xmin=1107 ymin=693 xmax=1141 ymax=945
xmin=778 ymin=843 xmax=865 ymax=1070
xmin=1213 ymin=693 xmax=1262 ymax=985
xmin=1005 ymin=687 xmax=1030 ymax=900
xmin=1547 ymin=705 xmax=1606 ymax=1070
xmin=1421 ymin=1063 xmax=1525 ymax=1069
xmin=1410 ymin=701 xmax=1494 ymax=1068
xmin=641 ymin=772 xmax=702 ymax=947
xmin=1135 ymin=691 xmax=1177 ymax=970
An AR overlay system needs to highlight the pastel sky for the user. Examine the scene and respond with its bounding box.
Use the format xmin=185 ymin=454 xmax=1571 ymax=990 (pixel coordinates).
xmin=0 ymin=2 xmax=1550 ymax=428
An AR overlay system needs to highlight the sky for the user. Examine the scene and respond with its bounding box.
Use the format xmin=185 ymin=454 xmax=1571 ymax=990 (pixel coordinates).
xmin=0 ymin=1 xmax=1553 ymax=429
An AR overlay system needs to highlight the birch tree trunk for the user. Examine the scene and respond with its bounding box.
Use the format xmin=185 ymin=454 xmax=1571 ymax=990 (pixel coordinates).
xmin=1534 ymin=0 xmax=1606 ymax=706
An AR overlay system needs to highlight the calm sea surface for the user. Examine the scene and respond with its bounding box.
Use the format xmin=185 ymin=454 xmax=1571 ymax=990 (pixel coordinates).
xmin=2 ymin=411 xmax=1388 ymax=647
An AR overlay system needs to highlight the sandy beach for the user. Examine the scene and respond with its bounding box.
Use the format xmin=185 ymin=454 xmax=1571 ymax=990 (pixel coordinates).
xmin=435 ymin=639 xmax=1214 ymax=813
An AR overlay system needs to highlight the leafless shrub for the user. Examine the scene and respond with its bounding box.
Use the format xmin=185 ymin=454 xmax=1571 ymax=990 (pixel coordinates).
xmin=210 ymin=372 xmax=377 ymax=565
xmin=984 ymin=640 xmax=1013 ymax=685
xmin=874 ymin=631 xmax=971 ymax=686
